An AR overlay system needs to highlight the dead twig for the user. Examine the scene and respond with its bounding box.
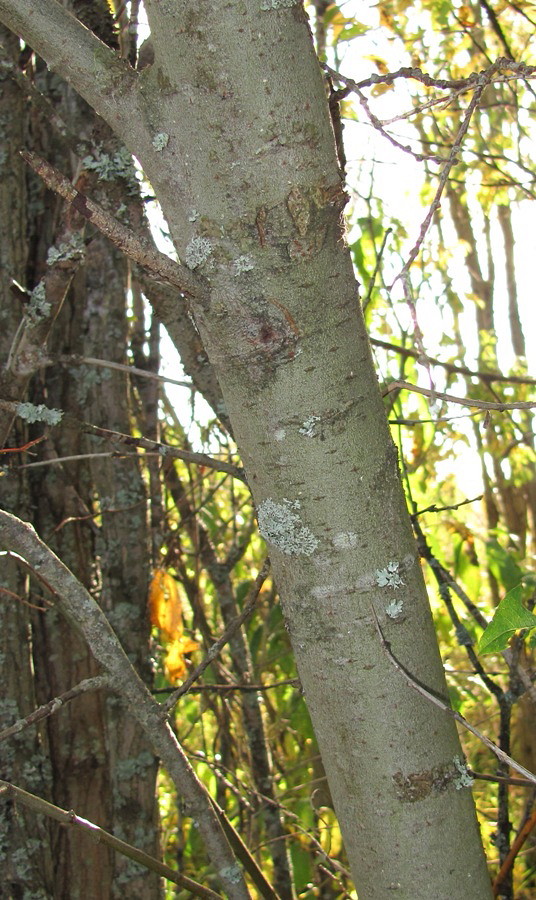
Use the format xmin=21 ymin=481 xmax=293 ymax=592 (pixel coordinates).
xmin=0 ymin=677 xmax=108 ymax=742
xmin=370 ymin=602 xmax=536 ymax=786
xmin=0 ymin=780 xmax=223 ymax=900
xmin=382 ymin=381 xmax=536 ymax=411
xmin=163 ymin=559 xmax=271 ymax=713
xmin=21 ymin=150 xmax=207 ymax=300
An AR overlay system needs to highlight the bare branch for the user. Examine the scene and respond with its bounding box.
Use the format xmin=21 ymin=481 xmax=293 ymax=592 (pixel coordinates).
xmin=349 ymin=84 xmax=445 ymax=164
xmin=54 ymin=354 xmax=193 ymax=389
xmin=0 ymin=677 xmax=108 ymax=742
xmin=324 ymin=58 xmax=536 ymax=96
xmin=371 ymin=338 xmax=536 ymax=386
xmin=0 ymin=780 xmax=223 ymax=900
xmin=154 ymin=678 xmax=300 ymax=695
xmin=382 ymin=381 xmax=536 ymax=411
xmin=0 ymin=0 xmax=143 ymax=141
xmin=164 ymin=559 xmax=271 ymax=712
xmin=21 ymin=151 xmax=207 ymax=300
xmin=0 ymin=399 xmax=246 ymax=482
xmin=394 ymin=82 xmax=486 ymax=283
xmin=369 ymin=602 xmax=536 ymax=786
xmin=0 ymin=510 xmax=251 ymax=898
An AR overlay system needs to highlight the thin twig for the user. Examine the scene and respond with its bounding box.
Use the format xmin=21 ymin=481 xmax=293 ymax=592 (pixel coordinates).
xmin=470 ymin=771 xmax=536 ymax=789
xmin=0 ymin=677 xmax=108 ymax=742
xmin=324 ymin=58 xmax=536 ymax=97
xmin=55 ymin=354 xmax=193 ymax=389
xmin=413 ymin=495 xmax=483 ymax=516
xmin=379 ymin=85 xmax=469 ymax=126
xmin=382 ymin=381 xmax=536 ymax=410
xmin=79 ymin=421 xmax=246 ymax=482
xmin=350 ymin=83 xmax=445 ymax=163
xmin=371 ymin=338 xmax=536 ymax=386
xmin=0 ymin=583 xmax=52 ymax=612
xmin=492 ymin=807 xmax=536 ymax=895
xmin=20 ymin=150 xmax=208 ymax=300
xmin=153 ymin=677 xmax=300 ymax=695
xmin=0 ymin=399 xmax=246 ymax=483
xmin=362 ymin=228 xmax=392 ymax=311
xmin=370 ymin=602 xmax=536 ymax=785
xmin=164 ymin=559 xmax=271 ymax=713
xmin=17 ymin=452 xmax=135 ymax=470
xmin=394 ymin=82 xmax=486 ymax=283
xmin=0 ymin=780 xmax=223 ymax=899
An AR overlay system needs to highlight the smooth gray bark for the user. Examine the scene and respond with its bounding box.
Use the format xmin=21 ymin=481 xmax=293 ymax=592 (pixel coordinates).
xmin=0 ymin=1 xmax=493 ymax=896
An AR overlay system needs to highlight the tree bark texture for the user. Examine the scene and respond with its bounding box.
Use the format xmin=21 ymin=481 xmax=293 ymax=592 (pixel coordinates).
xmin=0 ymin=8 xmax=160 ymax=896
xmin=0 ymin=28 xmax=55 ymax=895
xmin=0 ymin=1 xmax=493 ymax=897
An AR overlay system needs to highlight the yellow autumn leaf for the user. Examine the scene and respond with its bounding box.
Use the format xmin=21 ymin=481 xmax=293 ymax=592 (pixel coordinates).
xmin=164 ymin=636 xmax=200 ymax=683
xmin=148 ymin=570 xmax=183 ymax=640
xmin=317 ymin=807 xmax=343 ymax=857
xmin=371 ymin=82 xmax=395 ymax=96
xmin=363 ymin=56 xmax=389 ymax=75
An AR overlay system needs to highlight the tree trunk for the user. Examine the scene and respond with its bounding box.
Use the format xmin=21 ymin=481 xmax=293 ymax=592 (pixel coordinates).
xmin=0 ymin=1 xmax=493 ymax=896
xmin=0 ymin=28 xmax=55 ymax=895
xmin=0 ymin=11 xmax=160 ymax=897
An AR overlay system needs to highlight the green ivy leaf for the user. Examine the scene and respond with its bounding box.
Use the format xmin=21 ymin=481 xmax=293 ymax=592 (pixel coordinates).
xmin=478 ymin=585 xmax=536 ymax=655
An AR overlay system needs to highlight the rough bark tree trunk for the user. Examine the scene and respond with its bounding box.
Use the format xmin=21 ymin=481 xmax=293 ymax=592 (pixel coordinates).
xmin=0 ymin=28 xmax=55 ymax=895
xmin=0 ymin=1 xmax=494 ymax=897
xmin=0 ymin=9 xmax=160 ymax=896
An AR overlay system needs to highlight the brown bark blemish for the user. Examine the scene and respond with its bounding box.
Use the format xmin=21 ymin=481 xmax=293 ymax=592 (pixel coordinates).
xmin=393 ymin=759 xmax=460 ymax=803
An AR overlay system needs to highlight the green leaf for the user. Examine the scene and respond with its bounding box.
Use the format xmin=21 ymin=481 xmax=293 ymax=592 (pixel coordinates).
xmin=486 ymin=538 xmax=524 ymax=592
xmin=478 ymin=585 xmax=536 ymax=655
xmin=336 ymin=22 xmax=370 ymax=41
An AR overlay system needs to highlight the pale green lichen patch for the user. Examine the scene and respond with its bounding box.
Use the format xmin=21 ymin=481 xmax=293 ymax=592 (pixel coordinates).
xmin=299 ymin=415 xmax=320 ymax=437
xmin=233 ymin=255 xmax=255 ymax=275
xmin=81 ymin=146 xmax=137 ymax=190
xmin=47 ymin=233 xmax=85 ymax=266
xmin=26 ymin=281 xmax=51 ymax=324
xmin=375 ymin=560 xmax=405 ymax=589
xmin=332 ymin=531 xmax=358 ymax=550
xmin=261 ymin=0 xmax=298 ymax=7
xmin=219 ymin=863 xmax=243 ymax=884
xmin=452 ymin=755 xmax=474 ymax=789
xmin=385 ymin=598 xmax=404 ymax=619
xmin=152 ymin=132 xmax=169 ymax=151
xmin=16 ymin=402 xmax=63 ymax=425
xmin=258 ymin=498 xmax=318 ymax=556
xmin=185 ymin=236 xmax=212 ymax=269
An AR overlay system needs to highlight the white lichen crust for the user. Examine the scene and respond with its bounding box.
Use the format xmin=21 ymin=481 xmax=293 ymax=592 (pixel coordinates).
xmin=152 ymin=132 xmax=169 ymax=151
xmin=258 ymin=498 xmax=318 ymax=556
xmin=332 ymin=531 xmax=358 ymax=550
xmin=452 ymin=755 xmax=474 ymax=790
xmin=16 ymin=402 xmax=63 ymax=425
xmin=185 ymin=236 xmax=212 ymax=269
xmin=375 ymin=560 xmax=405 ymax=589
xmin=261 ymin=0 xmax=298 ymax=8
xmin=233 ymin=255 xmax=254 ymax=275
xmin=299 ymin=415 xmax=320 ymax=437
